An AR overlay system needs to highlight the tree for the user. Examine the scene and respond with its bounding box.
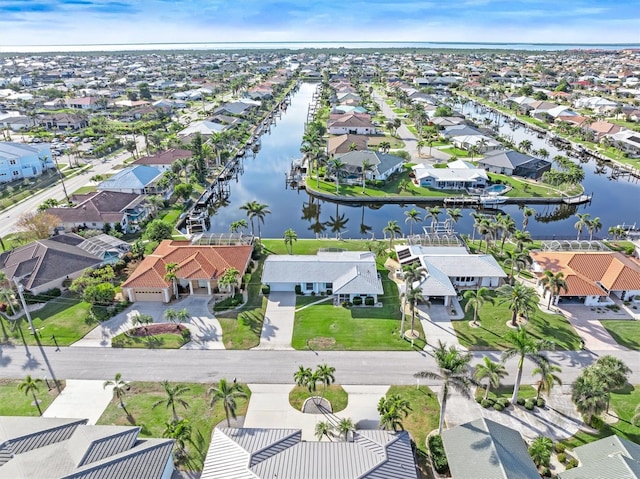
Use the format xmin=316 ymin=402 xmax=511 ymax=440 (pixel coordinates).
xmin=0 ymin=271 xmax=16 ymax=318
xmin=377 ymin=394 xmax=412 ymax=431
xmin=540 ymin=270 xmax=568 ymax=309
xmin=574 ymin=213 xmax=591 ymax=241
xmin=361 ymin=159 xmax=374 ymax=193
xmin=415 ymin=340 xmax=476 ymax=435
xmin=229 ymin=219 xmax=248 ymax=235
xmin=83 ymin=282 xmax=116 ymax=306
xmin=474 ymin=356 xmax=507 ymax=400
xmin=504 ymin=249 xmax=532 ymax=283
xmin=252 ymin=203 xmax=271 ymax=239
xmin=16 ymin=211 xmax=61 ymax=240
xmin=315 ymin=420 xmax=334 ymax=441
xmin=572 ymin=368 xmax=609 ymax=425
xmin=502 ymin=327 xmax=551 ymax=404
xmin=145 ymin=219 xmax=173 ymax=242
xmin=632 ymin=403 xmax=640 ymax=427
xmin=336 ymin=418 xmax=355 ymax=441
xmin=592 ymin=355 xmax=631 ymax=413
xmin=163 ymin=418 xmax=192 ymax=460
xmin=404 ymin=208 xmax=422 ymax=236
xmin=519 ymin=139 xmax=533 ymax=153
xmin=405 ymin=286 xmax=425 ymax=336
xmin=164 ymin=262 xmax=179 ymax=299
xmin=131 ymin=238 xmax=146 ymax=260
xmin=132 ymin=313 xmax=153 ymax=333
xmin=587 ymin=216 xmax=602 ymax=241
xmin=446 ymin=208 xmax=462 ymax=226
xmin=18 ymin=375 xmax=43 ymax=415
xmin=38 ymin=198 xmax=60 ymax=211
xmin=315 ymin=363 xmax=336 ymax=400
xmin=240 ymin=201 xmax=258 ymax=236
xmin=427 ymin=206 xmax=441 ymax=232
xmin=103 ymin=372 xmax=130 ymax=414
xmin=529 ymin=436 xmax=554 ymax=468
xmin=328 ymin=158 xmax=345 ymax=194
xmin=513 ymin=229 xmax=533 ymax=253
xmin=463 ymin=287 xmax=492 ymax=327
xmin=218 ymin=267 xmax=240 ymax=295
xmin=173 ymin=182 xmax=193 ymax=203
xmin=400 ymin=263 xmax=427 ymax=336
xmin=383 ymin=220 xmax=401 ymax=250
xmin=152 ymin=380 xmax=190 ymax=422
xmin=522 ymin=207 xmax=535 ymax=231
xmin=497 ymin=283 xmax=538 ymax=327
xmin=209 ymin=378 xmax=248 ymax=427
xmin=283 ymin=228 xmax=297 ymax=254
xmin=532 ymin=356 xmax=562 ymax=400
xmin=164 ymin=308 xmax=190 ymax=325
xmin=294 ymin=365 xmax=315 ymax=393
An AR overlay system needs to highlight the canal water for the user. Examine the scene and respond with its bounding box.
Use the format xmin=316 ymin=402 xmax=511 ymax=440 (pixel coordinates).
xmin=208 ymin=83 xmax=640 ymax=239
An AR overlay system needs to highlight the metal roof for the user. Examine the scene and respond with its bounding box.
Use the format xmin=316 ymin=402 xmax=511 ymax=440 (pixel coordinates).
xmin=97 ymin=165 xmax=163 ymax=191
xmin=558 ymin=435 xmax=640 ymax=479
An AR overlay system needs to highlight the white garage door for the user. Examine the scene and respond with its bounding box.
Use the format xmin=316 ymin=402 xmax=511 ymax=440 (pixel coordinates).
xmin=133 ymin=290 xmax=165 ymax=302
xmin=268 ymin=282 xmax=296 ymax=292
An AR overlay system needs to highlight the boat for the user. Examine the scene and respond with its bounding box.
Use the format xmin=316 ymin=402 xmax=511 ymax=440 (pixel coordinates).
xmin=478 ymin=195 xmax=507 ymax=206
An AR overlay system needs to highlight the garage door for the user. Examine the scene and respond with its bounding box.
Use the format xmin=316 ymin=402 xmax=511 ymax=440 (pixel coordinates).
xmin=268 ymin=282 xmax=295 ymax=292
xmin=133 ymin=290 xmax=165 ymax=302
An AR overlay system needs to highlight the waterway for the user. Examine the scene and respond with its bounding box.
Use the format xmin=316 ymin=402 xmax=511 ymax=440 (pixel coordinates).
xmin=207 ymin=83 xmax=640 ymax=240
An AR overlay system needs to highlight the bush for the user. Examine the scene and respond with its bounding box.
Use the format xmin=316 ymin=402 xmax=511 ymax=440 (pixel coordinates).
xmin=476 ymin=396 xmax=483 ymax=404
xmin=555 ymin=443 xmax=566 ymax=454
xmin=494 ymin=403 xmax=504 ymax=411
xmin=294 ymin=285 xmax=302 ymax=295
xmin=23 ymin=287 xmax=62 ymax=304
xmin=310 ymin=291 xmax=316 ymax=297
xmin=352 ymin=296 xmax=363 ymax=306
xmin=541 ymin=467 xmax=552 ymax=477
xmin=536 ymin=398 xmax=546 ymax=408
xmin=498 ymin=398 xmax=511 ymax=408
xmin=261 ymin=284 xmax=270 ymax=295
xmin=364 ymin=296 xmax=375 ymax=306
xmin=524 ymin=399 xmax=535 ymax=411
xmin=557 ymin=453 xmax=567 ymax=463
xmin=517 ymin=397 xmax=526 ymax=406
xmin=588 ymin=415 xmax=605 ymax=430
xmin=428 ymin=435 xmax=449 ymax=474
xmin=326 ymin=289 xmax=332 ymax=295
xmin=180 ymin=328 xmax=191 ymax=344
xmin=566 ymin=458 xmax=579 ymax=469
xmin=481 ymin=398 xmax=494 ymax=408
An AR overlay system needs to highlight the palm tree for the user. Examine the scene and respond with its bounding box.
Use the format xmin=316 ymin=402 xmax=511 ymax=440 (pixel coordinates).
xmin=463 ymin=287 xmax=492 ymax=326
xmin=532 ymin=356 xmax=562 ymax=400
xmin=293 ymin=365 xmax=315 ymax=393
xmin=229 ymin=219 xmax=248 ymax=235
xmin=328 ymin=158 xmax=345 ymax=194
xmin=240 ymin=201 xmax=258 ymax=236
xmin=415 ymin=341 xmax=476 ymax=435
xmin=383 ymin=220 xmax=401 ymax=250
xmin=315 ymin=363 xmax=336 ymax=400
xmin=497 ymin=214 xmax=516 ymax=252
xmin=519 ymin=139 xmax=533 ymax=153
xmin=574 ymin=213 xmax=591 ymax=241
xmin=502 ymin=327 xmax=551 ymax=404
xmin=632 ymin=403 xmax=640 ymax=427
xmin=474 ymin=357 xmax=507 ymax=400
xmin=416 ymin=139 xmax=425 ymax=156
xmin=593 ymin=355 xmax=631 ymax=413
xmin=377 ymin=394 xmax=412 ymax=431
xmin=496 ymin=283 xmax=538 ymax=327
xmin=445 ymin=208 xmax=462 ymax=226
xmin=405 ymin=286 xmax=426 ymax=336
xmin=315 ymin=420 xmax=334 ymax=441
xmin=361 ymin=159 xmax=374 ymax=193
xmin=0 ymin=271 xmax=15 ymax=318
xmin=218 ymin=267 xmax=240 ymax=295
xmin=209 ymin=378 xmax=248 ymax=427
xmin=404 ymin=208 xmax=422 ymax=236
xmin=152 ymin=381 xmax=190 ymax=422
xmin=103 ymin=373 xmax=130 ymax=415
xmin=18 ymin=375 xmax=44 ymax=415
xmin=528 ymin=436 xmax=554 ymax=469
xmin=163 ymin=419 xmax=192 ymax=459
xmin=336 ymin=418 xmax=355 ymax=442
xmin=540 ymin=270 xmax=569 ymax=309
xmin=147 ymin=195 xmax=164 ymax=218
xmin=283 ymin=228 xmax=297 ymax=254
xmin=522 ymin=207 xmax=535 ymax=231
xmin=164 ymin=262 xmax=179 ymax=299
xmin=252 ymin=203 xmax=271 ymax=239
xmin=571 ymin=369 xmax=609 ymax=425
xmin=587 ymin=216 xmax=602 ymax=241
xmin=427 ymin=206 xmax=441 ymax=232
xmin=401 ymin=263 xmax=427 ymax=335
xmin=513 ymin=229 xmax=533 ymax=253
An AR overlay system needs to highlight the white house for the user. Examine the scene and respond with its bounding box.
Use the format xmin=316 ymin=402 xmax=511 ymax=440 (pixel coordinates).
xmin=261 ymin=250 xmax=384 ymax=303
xmin=412 ymin=163 xmax=488 ymax=190
xmin=335 ymin=150 xmax=404 ymax=183
xmin=0 ymin=142 xmax=54 ymax=183
xmin=328 ymin=113 xmax=377 ymax=135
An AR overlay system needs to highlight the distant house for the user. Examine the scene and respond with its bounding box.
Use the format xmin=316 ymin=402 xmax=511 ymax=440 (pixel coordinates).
xmin=442 ymin=418 xmax=540 ymax=479
xmin=0 ymin=142 xmax=54 ymax=183
xmin=530 ymin=251 xmax=640 ymax=305
xmin=261 ymin=251 xmax=384 ymax=303
xmin=46 ymin=191 xmax=151 ymax=233
xmin=334 ymin=149 xmax=404 ymax=182
xmin=37 ymin=112 xmax=88 ymax=131
xmin=178 ymin=120 xmax=226 ymax=139
xmin=328 ymin=113 xmax=377 ymax=135
xmin=122 ymin=240 xmax=252 ymax=302
xmin=213 ymin=100 xmax=259 ymax=117
xmin=558 ymin=435 xmax=640 ymax=479
xmin=412 ymin=163 xmax=488 ymax=190
xmin=202 ymin=428 xmax=418 ymax=479
xmin=441 ymin=124 xmax=484 ymax=139
xmin=609 ymin=130 xmax=640 ymax=157
xmin=97 ymin=165 xmax=167 ymax=196
xmin=477 ymin=150 xmax=551 ymax=179
xmin=131 ymin=148 xmax=192 ymax=171
xmin=66 ymin=96 xmax=102 ymax=110
xmin=450 ymin=134 xmax=501 ymax=152
xmin=327 ymin=134 xmax=369 ymax=156
xmin=0 ymin=112 xmax=32 ymax=131
xmin=0 ymin=416 xmax=174 ymax=479
xmin=395 ymin=245 xmax=506 ymax=306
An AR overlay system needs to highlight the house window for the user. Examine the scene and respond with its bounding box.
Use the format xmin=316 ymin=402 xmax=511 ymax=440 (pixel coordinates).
xmin=325 ymin=282 xmax=333 ymax=289
xmin=12 ymin=171 xmax=19 ymax=176
xmin=305 ymin=283 xmax=313 ymax=290
xmin=9 ymin=160 xmax=16 ymax=165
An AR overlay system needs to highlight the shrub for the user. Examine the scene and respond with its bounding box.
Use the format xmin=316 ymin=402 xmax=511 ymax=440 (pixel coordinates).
xmin=524 ymin=399 xmax=535 ymax=410
xmin=476 ymin=396 xmax=483 ymax=404
xmin=517 ymin=398 xmax=526 ymax=406
xmin=481 ymin=399 xmax=493 ymax=408
xmin=310 ymin=291 xmax=316 ymax=297
xmin=588 ymin=415 xmax=605 ymax=430
xmin=494 ymin=403 xmax=504 ymax=411
xmin=557 ymin=453 xmax=567 ymax=463
xmin=111 ymin=336 xmax=125 ymax=348
xmin=181 ymin=328 xmax=191 ymax=344
xmin=498 ymin=398 xmax=511 ymax=408
xmin=294 ymin=285 xmax=302 ymax=295
xmin=23 ymin=287 xmax=62 ymax=304
xmin=541 ymin=467 xmax=552 ymax=477
xmin=555 ymin=443 xmax=566 ymax=454
xmin=566 ymin=458 xmax=579 ymax=469
xmin=352 ymin=296 xmax=363 ymax=306
xmin=261 ymin=284 xmax=270 ymax=295
xmin=428 ymin=435 xmax=449 ymax=474
xmin=536 ymin=398 xmax=546 ymax=408
xmin=326 ymin=289 xmax=332 ymax=295
xmin=364 ymin=296 xmax=375 ymax=306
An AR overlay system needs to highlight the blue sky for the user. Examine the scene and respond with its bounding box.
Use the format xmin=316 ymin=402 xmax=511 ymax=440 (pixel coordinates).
xmin=1 ymin=0 xmax=638 ymax=46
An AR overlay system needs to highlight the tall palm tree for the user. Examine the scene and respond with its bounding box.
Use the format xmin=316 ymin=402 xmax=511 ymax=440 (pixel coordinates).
xmin=400 ymin=263 xmax=427 ymax=335
xmin=209 ymin=378 xmax=248 ymax=427
xmin=574 ymin=213 xmax=591 ymax=241
xmin=315 ymin=363 xmax=336 ymax=400
xmin=152 ymin=381 xmax=190 ymax=421
xmin=587 ymin=216 xmax=602 ymax=241
xmin=571 ymin=368 xmax=609 ymax=425
xmin=361 ymin=159 xmax=374 ymax=193
xmin=406 ymin=286 xmax=426 ymax=336
xmin=0 ymin=271 xmax=15 ymax=318
xmin=532 ymin=356 xmax=562 ymax=400
xmin=415 ymin=341 xmax=476 ymax=435
xmin=540 ymin=270 xmax=569 ymax=309
xmin=445 ymin=208 xmax=462 ymax=227
xmin=474 ymin=356 xmax=507 ymax=400
xmin=239 ymin=201 xmax=258 ymax=236
xmin=103 ymin=372 xmax=130 ymax=415
xmin=383 ymin=220 xmax=401 ymax=250
xmin=463 ymin=287 xmax=492 ymax=326
xmin=315 ymin=420 xmax=334 ymax=441
xmin=336 ymin=418 xmax=355 ymax=442
xmin=147 ymin=195 xmax=164 ymax=218
xmin=522 ymin=207 xmax=535 ymax=231
xmin=328 ymin=158 xmax=345 ymax=194
xmin=283 ymin=228 xmax=297 ymax=254
xmin=513 ymin=229 xmax=533 ymax=253
xmin=18 ymin=375 xmax=43 ymax=415
xmin=164 ymin=262 xmax=179 ymax=299
xmin=497 ymin=214 xmax=516 ymax=253
xmin=497 ymin=283 xmax=538 ymax=327
xmin=502 ymin=327 xmax=551 ymax=404
xmin=377 ymin=394 xmax=412 ymax=431
xmin=163 ymin=419 xmax=192 ymax=459
xmin=427 ymin=206 xmax=441 ymax=232
xmin=229 ymin=219 xmax=248 ymax=235
xmin=404 ymin=208 xmax=422 ymax=236
xmin=252 ymin=203 xmax=271 ymax=238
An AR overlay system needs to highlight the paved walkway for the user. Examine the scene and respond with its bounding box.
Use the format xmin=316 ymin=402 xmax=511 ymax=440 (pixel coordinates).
xmin=72 ymin=297 xmax=225 ymax=350
xmin=252 ymin=292 xmax=296 ymax=350
xmin=243 ymin=383 xmax=389 ymax=441
xmin=43 ymin=380 xmax=114 ymax=425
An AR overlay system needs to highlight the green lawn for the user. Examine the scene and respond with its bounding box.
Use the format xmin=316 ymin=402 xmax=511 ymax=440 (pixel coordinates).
xmin=98 ymin=381 xmax=251 ymax=471
xmin=160 ymin=207 xmax=184 ymax=225
xmin=292 ymin=273 xmax=426 ymax=351
xmin=111 ymin=331 xmax=187 ymax=349
xmin=307 ymin=175 xmax=452 ymax=198
xmin=601 ymin=320 xmax=640 ymax=350
xmin=262 ymin=238 xmax=382 ymax=256
xmin=474 ymin=384 xmax=537 ymax=402
xmin=9 ymin=295 xmax=93 ymax=346
xmin=440 ymin=146 xmax=471 ymax=158
xmin=561 ymin=384 xmax=640 ymax=449
xmin=452 ymin=291 xmax=582 ymax=350
xmin=289 ymin=385 xmax=348 ymax=413
xmin=0 ymin=379 xmax=65 ymax=416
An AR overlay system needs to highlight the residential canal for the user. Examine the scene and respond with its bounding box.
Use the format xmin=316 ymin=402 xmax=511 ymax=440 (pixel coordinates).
xmin=207 ymin=83 xmax=640 ymax=239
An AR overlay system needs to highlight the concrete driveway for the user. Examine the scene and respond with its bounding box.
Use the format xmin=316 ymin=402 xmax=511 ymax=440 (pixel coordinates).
xmin=555 ymin=304 xmax=628 ymax=351
xmin=72 ymin=297 xmax=225 ymax=349
xmin=416 ymin=303 xmax=465 ymax=351
xmin=252 ymin=292 xmax=296 ymax=350
xmin=44 ymin=380 xmax=114 ymax=425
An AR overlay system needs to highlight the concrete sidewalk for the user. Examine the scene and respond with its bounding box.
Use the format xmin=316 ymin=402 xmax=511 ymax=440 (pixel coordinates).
xmin=252 ymin=292 xmax=296 ymax=350
xmin=44 ymin=380 xmax=114 ymax=425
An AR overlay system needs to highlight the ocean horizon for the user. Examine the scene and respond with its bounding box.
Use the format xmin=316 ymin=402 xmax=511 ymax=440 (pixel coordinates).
xmin=2 ymin=41 xmax=639 ymax=54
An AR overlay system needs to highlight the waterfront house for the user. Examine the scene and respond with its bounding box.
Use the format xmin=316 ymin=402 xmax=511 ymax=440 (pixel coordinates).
xmin=122 ymin=240 xmax=252 ymax=302
xmin=412 ymin=163 xmax=488 ymax=190
xmin=178 ymin=120 xmax=227 ymax=140
xmin=261 ymin=251 xmax=384 ymax=303
xmin=530 ymin=251 xmax=640 ymax=306
xmin=558 ymin=435 xmax=640 ymax=479
xmin=328 ymin=113 xmax=377 ymax=135
xmin=0 ymin=142 xmax=54 ymax=184
xmin=327 ymin=134 xmax=369 ymax=156
xmin=97 ymin=165 xmax=167 ymax=196
xmin=334 ymin=149 xmax=404 ymax=183
xmin=477 ymin=150 xmax=551 ymax=179
xmin=131 ymin=148 xmax=192 ymax=172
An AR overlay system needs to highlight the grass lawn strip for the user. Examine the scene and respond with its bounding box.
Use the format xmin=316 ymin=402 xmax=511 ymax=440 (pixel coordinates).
xmin=97 ymin=381 xmax=251 ymax=471
xmin=474 ymin=385 xmax=537 ymax=402
xmin=600 ymin=320 xmax=640 ymax=350
xmin=288 ymin=385 xmax=348 ymax=413
xmin=0 ymin=379 xmax=66 ymax=416
xmin=453 ymin=290 xmax=581 ymax=350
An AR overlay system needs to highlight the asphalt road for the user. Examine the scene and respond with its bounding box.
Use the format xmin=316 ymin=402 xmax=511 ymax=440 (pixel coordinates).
xmin=1 ymin=343 xmax=637 ymax=386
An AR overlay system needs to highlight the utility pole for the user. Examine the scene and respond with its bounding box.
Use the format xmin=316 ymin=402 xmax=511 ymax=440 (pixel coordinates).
xmin=14 ymin=279 xmax=37 ymax=336
xmin=52 ymin=156 xmax=70 ymax=204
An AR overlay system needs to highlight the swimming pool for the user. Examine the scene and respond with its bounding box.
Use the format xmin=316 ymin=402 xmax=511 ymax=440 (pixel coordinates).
xmin=485 ymin=184 xmax=509 ymax=194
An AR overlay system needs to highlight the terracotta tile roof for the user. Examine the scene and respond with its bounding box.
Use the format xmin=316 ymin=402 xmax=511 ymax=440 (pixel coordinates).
xmin=122 ymin=240 xmax=252 ymax=289
xmin=531 ymin=251 xmax=640 ymax=296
